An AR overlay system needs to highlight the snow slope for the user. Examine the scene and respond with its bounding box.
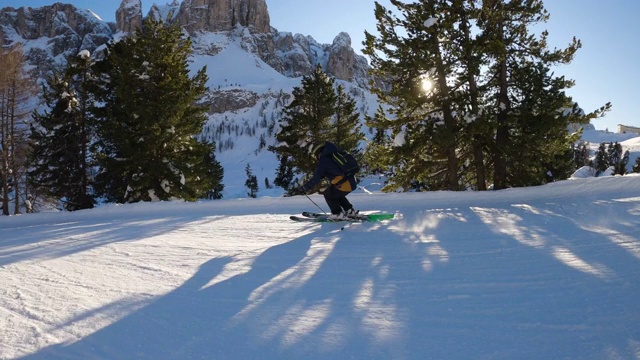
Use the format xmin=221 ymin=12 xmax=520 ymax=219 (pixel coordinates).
xmin=2 ymin=175 xmax=640 ymax=359
xmin=187 ymin=32 xmax=378 ymax=199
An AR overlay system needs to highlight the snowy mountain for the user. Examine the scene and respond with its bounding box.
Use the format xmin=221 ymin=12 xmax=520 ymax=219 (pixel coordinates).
xmin=0 ymin=0 xmax=377 ymax=199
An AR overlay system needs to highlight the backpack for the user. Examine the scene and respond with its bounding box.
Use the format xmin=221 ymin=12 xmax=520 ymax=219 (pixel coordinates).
xmin=331 ymin=150 xmax=360 ymax=177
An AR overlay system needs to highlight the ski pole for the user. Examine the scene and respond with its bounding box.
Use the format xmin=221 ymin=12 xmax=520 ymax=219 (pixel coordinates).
xmin=301 ymin=189 xmax=326 ymax=214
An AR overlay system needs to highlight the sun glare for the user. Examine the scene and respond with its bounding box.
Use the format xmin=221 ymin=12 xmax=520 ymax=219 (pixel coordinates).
xmin=420 ymin=77 xmax=433 ymax=93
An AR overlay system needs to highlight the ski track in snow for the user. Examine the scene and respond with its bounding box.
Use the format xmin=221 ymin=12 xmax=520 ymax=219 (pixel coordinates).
xmin=1 ymin=177 xmax=640 ymax=359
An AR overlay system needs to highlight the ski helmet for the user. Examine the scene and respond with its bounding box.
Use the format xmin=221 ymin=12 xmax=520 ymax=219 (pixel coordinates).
xmin=311 ymin=143 xmax=324 ymax=159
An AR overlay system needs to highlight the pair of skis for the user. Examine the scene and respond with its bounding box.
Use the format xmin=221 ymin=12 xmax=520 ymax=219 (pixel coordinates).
xmin=289 ymin=211 xmax=394 ymax=223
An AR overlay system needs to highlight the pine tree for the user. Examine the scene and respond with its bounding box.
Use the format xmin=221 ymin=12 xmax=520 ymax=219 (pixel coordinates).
xmin=573 ymin=140 xmax=589 ymax=168
xmin=608 ymin=142 xmax=621 ymax=166
xmin=244 ymin=164 xmax=258 ymax=198
xmin=270 ymin=65 xmax=337 ymax=178
xmin=632 ymin=157 xmax=640 ymax=173
xmin=478 ymin=0 xmax=593 ymax=188
xmin=91 ymin=18 xmax=214 ymax=202
xmin=363 ymin=0 xmax=609 ymax=191
xmin=452 ymin=0 xmax=489 ymax=190
xmin=270 ymin=65 xmax=363 ymax=191
xmin=618 ymin=150 xmax=629 ymax=175
xmin=273 ymin=154 xmax=295 ymax=190
xmin=364 ymin=106 xmax=393 ymax=176
xmin=505 ymin=61 xmax=581 ymax=186
xmin=609 ymin=143 xmax=628 ymax=175
xmin=202 ymin=146 xmax=224 ymax=200
xmin=593 ymin=143 xmax=609 ymax=175
xmin=332 ymin=84 xmax=364 ymax=154
xmin=364 ymin=0 xmax=481 ymax=191
xmin=30 ymin=50 xmax=96 ymax=211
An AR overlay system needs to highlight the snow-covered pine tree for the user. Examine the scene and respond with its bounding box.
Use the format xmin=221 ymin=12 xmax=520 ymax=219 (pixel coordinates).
xmin=91 ymin=18 xmax=215 ymax=202
xmin=29 ymin=50 xmax=94 ymax=211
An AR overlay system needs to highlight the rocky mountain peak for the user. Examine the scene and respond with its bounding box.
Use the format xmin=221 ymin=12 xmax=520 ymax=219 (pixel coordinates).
xmin=0 ymin=3 xmax=113 ymax=76
xmin=0 ymin=1 xmax=371 ymax=93
xmin=116 ymin=0 xmax=143 ymax=33
xmin=0 ymin=3 xmax=112 ymax=45
xmin=176 ymin=0 xmax=271 ymax=34
xmin=326 ymin=32 xmax=369 ymax=86
xmin=148 ymin=0 xmax=181 ymax=23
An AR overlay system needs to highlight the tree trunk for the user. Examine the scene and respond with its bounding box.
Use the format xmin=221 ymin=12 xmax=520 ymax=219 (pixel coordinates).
xmin=10 ymin=85 xmax=20 ymax=214
xmin=434 ymin=40 xmax=459 ymax=191
xmin=1 ymin=99 xmax=9 ymax=215
xmin=491 ymin=7 xmax=509 ymax=191
xmin=473 ymin=138 xmax=487 ymax=190
xmin=493 ymin=58 xmax=510 ymax=190
xmin=459 ymin=9 xmax=487 ymax=190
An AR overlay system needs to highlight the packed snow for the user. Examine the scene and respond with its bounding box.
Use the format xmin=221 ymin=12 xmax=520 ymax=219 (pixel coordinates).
xmin=2 ymin=174 xmax=640 ymax=359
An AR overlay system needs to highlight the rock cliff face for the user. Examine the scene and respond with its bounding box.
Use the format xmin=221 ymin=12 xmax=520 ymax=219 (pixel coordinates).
xmin=137 ymin=0 xmax=368 ymax=85
xmin=271 ymin=32 xmax=315 ymax=78
xmin=0 ymin=0 xmax=371 ymax=90
xmin=176 ymin=0 xmax=270 ymax=34
xmin=326 ymin=32 xmax=370 ymax=85
xmin=116 ymin=0 xmax=143 ymax=33
xmin=0 ymin=3 xmax=113 ymax=49
xmin=0 ymin=3 xmax=113 ymax=77
xmin=148 ymin=0 xmax=181 ymax=23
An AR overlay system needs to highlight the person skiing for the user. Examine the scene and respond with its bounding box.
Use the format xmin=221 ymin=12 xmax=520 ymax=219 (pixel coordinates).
xmin=300 ymin=141 xmax=358 ymax=219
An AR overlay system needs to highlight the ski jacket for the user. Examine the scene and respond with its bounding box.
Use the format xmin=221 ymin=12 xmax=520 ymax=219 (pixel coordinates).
xmin=303 ymin=141 xmax=357 ymax=193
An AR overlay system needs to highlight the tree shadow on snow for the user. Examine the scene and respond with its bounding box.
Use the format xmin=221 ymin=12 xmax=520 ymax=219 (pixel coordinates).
xmin=17 ymin=200 xmax=640 ymax=359
xmin=1 ymin=203 xmax=233 ymax=266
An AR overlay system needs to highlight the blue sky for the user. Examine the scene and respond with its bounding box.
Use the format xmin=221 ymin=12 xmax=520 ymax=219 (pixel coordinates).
xmin=3 ymin=0 xmax=639 ymax=131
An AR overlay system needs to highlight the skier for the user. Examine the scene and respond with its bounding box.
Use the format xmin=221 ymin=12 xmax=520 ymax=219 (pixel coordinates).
xmin=300 ymin=141 xmax=358 ymax=220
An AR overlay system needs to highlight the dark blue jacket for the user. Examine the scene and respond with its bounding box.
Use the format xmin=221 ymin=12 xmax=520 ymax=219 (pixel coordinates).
xmin=303 ymin=141 xmax=357 ymax=193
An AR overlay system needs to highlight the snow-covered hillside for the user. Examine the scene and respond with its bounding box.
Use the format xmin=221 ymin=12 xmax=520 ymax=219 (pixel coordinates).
xmin=2 ymin=175 xmax=640 ymax=359
xmin=188 ymin=29 xmax=379 ymax=198
xmin=575 ymin=129 xmax=640 ymax=177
